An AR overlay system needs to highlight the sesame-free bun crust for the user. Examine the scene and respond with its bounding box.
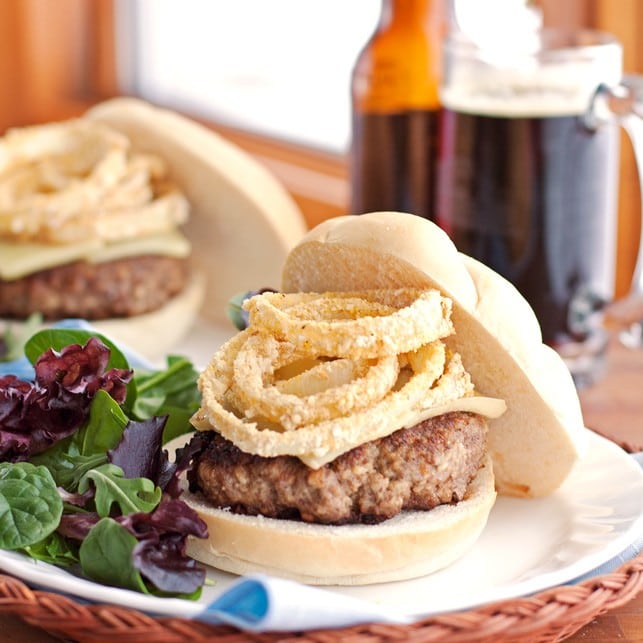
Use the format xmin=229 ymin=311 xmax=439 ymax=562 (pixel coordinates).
xmin=281 ymin=212 xmax=585 ymax=498
xmin=180 ymin=455 xmax=495 ymax=585
xmin=86 ymin=97 xmax=307 ymax=324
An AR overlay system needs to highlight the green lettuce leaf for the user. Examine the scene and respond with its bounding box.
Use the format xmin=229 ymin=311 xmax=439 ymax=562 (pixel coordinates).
xmin=78 ymin=463 xmax=161 ymax=516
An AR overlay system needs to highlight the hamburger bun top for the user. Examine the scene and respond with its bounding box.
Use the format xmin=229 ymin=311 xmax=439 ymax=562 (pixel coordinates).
xmin=86 ymin=97 xmax=308 ymax=324
xmin=281 ymin=211 xmax=585 ymax=498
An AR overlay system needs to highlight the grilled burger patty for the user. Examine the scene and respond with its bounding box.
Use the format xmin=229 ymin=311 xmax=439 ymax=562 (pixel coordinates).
xmin=188 ymin=411 xmax=488 ymax=525
xmin=0 ymin=255 xmax=189 ymax=320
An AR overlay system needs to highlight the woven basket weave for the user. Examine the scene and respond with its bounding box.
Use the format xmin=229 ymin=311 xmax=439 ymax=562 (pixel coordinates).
xmin=1 ymin=555 xmax=643 ymax=642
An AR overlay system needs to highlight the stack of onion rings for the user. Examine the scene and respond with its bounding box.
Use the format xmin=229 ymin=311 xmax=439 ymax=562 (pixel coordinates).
xmin=0 ymin=119 xmax=188 ymax=244
xmin=196 ymin=288 xmax=475 ymax=468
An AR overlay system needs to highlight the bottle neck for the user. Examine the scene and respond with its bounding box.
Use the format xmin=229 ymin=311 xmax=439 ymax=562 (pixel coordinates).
xmin=351 ymin=0 xmax=444 ymax=112
xmin=379 ymin=0 xmax=437 ymax=31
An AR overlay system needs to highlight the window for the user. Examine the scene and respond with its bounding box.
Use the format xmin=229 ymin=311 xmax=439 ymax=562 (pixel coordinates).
xmin=115 ymin=0 xmax=381 ymax=153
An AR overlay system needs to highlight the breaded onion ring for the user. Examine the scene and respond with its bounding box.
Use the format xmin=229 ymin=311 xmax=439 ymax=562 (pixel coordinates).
xmin=0 ymin=119 xmax=188 ymax=244
xmin=243 ymin=289 xmax=453 ymax=358
xmin=193 ymin=288 xmax=477 ymax=468
xmin=231 ymin=332 xmax=401 ymax=430
xmin=197 ymin=331 xmax=473 ymax=468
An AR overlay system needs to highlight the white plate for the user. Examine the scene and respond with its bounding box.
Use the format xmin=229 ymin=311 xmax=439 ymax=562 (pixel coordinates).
xmin=0 ymin=428 xmax=641 ymax=622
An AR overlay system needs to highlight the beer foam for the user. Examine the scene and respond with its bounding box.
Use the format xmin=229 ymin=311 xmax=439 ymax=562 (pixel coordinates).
xmin=441 ymin=84 xmax=601 ymax=117
xmin=441 ymin=42 xmax=623 ymax=118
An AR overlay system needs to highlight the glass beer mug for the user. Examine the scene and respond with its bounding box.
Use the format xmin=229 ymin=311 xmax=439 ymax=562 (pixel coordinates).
xmin=436 ymin=28 xmax=643 ymax=385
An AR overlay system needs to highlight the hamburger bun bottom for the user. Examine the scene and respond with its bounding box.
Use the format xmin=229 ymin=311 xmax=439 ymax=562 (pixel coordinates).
xmin=177 ymin=446 xmax=496 ymax=586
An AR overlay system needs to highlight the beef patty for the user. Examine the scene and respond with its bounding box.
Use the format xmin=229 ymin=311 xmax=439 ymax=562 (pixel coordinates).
xmin=0 ymin=255 xmax=188 ymax=320
xmin=188 ymin=411 xmax=488 ymax=525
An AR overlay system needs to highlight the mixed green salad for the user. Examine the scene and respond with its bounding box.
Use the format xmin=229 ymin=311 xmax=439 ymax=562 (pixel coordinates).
xmin=0 ymin=326 xmax=207 ymax=599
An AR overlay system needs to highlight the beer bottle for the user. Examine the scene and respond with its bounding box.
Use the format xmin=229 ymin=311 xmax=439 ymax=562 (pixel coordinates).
xmin=350 ymin=0 xmax=444 ymax=219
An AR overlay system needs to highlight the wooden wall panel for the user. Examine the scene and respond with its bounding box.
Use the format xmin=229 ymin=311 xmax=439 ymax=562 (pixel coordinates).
xmin=85 ymin=0 xmax=119 ymax=98
xmin=592 ymin=0 xmax=643 ymax=297
xmin=18 ymin=0 xmax=89 ymax=116
xmin=0 ymin=1 xmax=22 ymax=128
xmin=540 ymin=0 xmax=590 ymax=29
xmin=0 ymin=0 xmax=118 ymax=134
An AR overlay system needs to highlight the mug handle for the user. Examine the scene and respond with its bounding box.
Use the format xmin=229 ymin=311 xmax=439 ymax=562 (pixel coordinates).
xmin=587 ymin=78 xmax=643 ymax=345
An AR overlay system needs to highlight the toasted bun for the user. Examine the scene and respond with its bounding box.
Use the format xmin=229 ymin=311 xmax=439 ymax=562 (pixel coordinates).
xmin=181 ymin=453 xmax=496 ymax=585
xmin=281 ymin=212 xmax=585 ymax=498
xmin=85 ymin=97 xmax=308 ymax=324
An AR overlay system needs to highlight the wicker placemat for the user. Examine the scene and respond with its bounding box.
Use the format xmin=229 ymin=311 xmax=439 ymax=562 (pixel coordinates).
xmin=0 ymin=553 xmax=642 ymax=643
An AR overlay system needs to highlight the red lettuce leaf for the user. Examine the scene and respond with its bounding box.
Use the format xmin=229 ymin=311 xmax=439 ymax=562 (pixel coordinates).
xmin=57 ymin=511 xmax=101 ymax=541
xmin=125 ymin=498 xmax=208 ymax=594
xmin=35 ymin=337 xmax=131 ymax=402
xmin=0 ymin=338 xmax=133 ymax=462
xmin=58 ymin=497 xmax=208 ymax=595
xmin=108 ymin=416 xmax=174 ymax=489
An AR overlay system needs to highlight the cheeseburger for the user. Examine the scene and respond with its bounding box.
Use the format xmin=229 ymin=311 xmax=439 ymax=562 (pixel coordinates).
xmin=0 ymin=116 xmax=203 ymax=356
xmin=1 ymin=98 xmax=306 ymax=358
xmin=179 ymin=211 xmax=585 ymax=585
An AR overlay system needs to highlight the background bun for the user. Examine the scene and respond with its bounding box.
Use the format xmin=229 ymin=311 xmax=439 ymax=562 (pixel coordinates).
xmin=91 ymin=270 xmax=205 ymax=359
xmin=180 ymin=454 xmax=495 ymax=585
xmin=86 ymin=97 xmax=308 ymax=325
xmin=281 ymin=211 xmax=585 ymax=498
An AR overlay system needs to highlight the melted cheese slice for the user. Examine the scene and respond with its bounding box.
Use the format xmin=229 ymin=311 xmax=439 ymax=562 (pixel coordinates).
xmin=1 ymin=231 xmax=191 ymax=280
xmin=300 ymin=395 xmax=507 ymax=468
xmin=404 ymin=395 xmax=507 ymax=428
xmin=193 ymin=394 xmax=507 ymax=470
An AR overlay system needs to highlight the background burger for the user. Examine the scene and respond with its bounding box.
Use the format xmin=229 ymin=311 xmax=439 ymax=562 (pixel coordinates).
xmin=0 ymin=98 xmax=307 ymax=359
xmin=176 ymin=211 xmax=586 ymax=586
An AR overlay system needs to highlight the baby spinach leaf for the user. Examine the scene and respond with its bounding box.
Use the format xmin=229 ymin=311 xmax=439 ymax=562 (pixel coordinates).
xmin=226 ymin=288 xmax=275 ymax=330
xmin=29 ymin=436 xmax=78 ymax=486
xmin=33 ymin=391 xmax=126 ymax=491
xmin=78 ymin=463 xmax=161 ymax=517
xmin=0 ymin=462 xmax=62 ymax=549
xmin=158 ymin=405 xmax=198 ymax=445
xmin=56 ymin=453 xmax=107 ymax=491
xmin=226 ymin=291 xmax=249 ymax=331
xmin=79 ymin=518 xmax=147 ymax=593
xmin=133 ymin=356 xmax=199 ymax=410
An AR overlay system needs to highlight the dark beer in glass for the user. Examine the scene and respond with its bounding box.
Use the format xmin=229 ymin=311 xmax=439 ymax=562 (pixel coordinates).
xmin=437 ymin=31 xmax=622 ymax=358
